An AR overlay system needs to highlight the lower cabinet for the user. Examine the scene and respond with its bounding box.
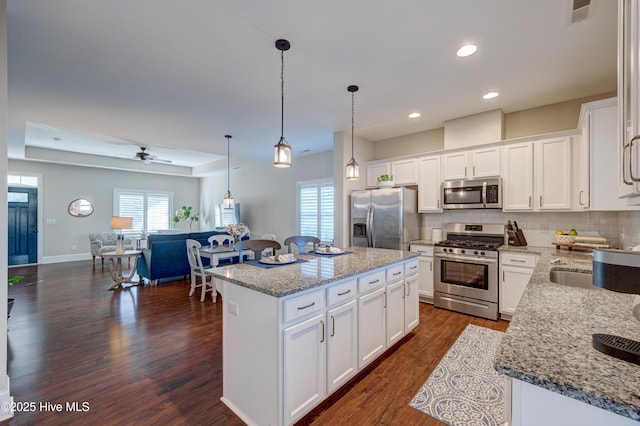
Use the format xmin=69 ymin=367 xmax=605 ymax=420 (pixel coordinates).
xmin=410 ymin=244 xmax=434 ymax=302
xmin=404 ymin=274 xmax=419 ymax=331
xmin=386 ymin=280 xmax=405 ymax=347
xmin=283 ymin=313 xmax=326 ymax=425
xmin=499 ymin=252 xmax=538 ymax=318
xmin=326 ymin=299 xmax=358 ymax=394
xmin=358 ymin=286 xmax=387 ymax=369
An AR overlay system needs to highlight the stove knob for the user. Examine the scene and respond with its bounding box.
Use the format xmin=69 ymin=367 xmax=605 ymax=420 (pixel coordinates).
xmin=448 ymin=248 xmax=453 ymax=253
xmin=480 ymin=251 xmax=485 ymax=256
xmin=474 ymin=250 xmax=478 ymax=255
xmin=460 ymin=249 xmax=465 ymax=254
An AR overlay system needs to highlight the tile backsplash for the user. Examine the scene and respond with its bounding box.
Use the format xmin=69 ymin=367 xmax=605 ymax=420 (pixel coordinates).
xmin=421 ymin=210 xmax=640 ymax=248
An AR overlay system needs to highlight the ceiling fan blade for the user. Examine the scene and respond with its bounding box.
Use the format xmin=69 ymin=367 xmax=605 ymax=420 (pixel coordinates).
xmin=149 ymin=158 xmax=172 ymax=164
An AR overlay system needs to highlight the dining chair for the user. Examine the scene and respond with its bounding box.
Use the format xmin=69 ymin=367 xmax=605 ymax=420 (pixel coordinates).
xmin=185 ymin=238 xmax=217 ymax=302
xmin=235 ymin=239 xmax=282 ymax=262
xmin=208 ymin=234 xmax=233 ymax=248
xmin=284 ymin=236 xmax=321 ymax=254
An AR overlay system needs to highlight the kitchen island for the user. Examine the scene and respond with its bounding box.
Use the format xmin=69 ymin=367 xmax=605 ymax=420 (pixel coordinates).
xmin=495 ymin=246 xmax=640 ymax=425
xmin=207 ymin=247 xmax=419 ymax=426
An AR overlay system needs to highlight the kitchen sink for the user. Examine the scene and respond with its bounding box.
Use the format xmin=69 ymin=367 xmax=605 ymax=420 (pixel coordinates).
xmin=549 ymin=269 xmax=594 ymax=289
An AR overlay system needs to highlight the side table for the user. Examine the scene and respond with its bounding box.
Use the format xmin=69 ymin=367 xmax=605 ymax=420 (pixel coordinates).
xmin=101 ymin=250 xmax=142 ymax=290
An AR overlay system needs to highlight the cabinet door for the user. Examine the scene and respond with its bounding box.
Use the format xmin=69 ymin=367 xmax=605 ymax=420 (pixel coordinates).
xmin=502 ymin=142 xmax=534 ymax=211
xmin=358 ymin=287 xmax=386 ymax=369
xmin=418 ymin=156 xmax=442 ymax=212
xmin=535 ymin=137 xmax=572 ymax=210
xmin=385 ymin=280 xmax=405 ymax=347
xmin=366 ymin=162 xmax=391 ymax=188
xmin=500 ymin=266 xmax=533 ymax=316
xmin=283 ymin=314 xmax=326 ymax=424
xmin=442 ymin=152 xmax=469 ymax=180
xmin=578 ymin=114 xmax=591 ymax=208
xmin=417 ymin=255 xmax=434 ymax=301
xmin=326 ymin=300 xmax=358 ymax=394
xmin=404 ymin=275 xmax=419 ymax=332
xmin=392 ymin=158 xmax=418 ymax=185
xmin=472 ymin=147 xmax=501 ymax=178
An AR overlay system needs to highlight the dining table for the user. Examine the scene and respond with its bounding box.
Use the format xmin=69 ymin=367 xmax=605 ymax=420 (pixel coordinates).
xmin=199 ymin=244 xmax=242 ymax=267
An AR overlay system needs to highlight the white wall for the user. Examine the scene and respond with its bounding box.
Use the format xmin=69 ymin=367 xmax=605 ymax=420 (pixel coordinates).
xmin=8 ymin=160 xmax=200 ymax=263
xmin=200 ymin=151 xmax=333 ymax=244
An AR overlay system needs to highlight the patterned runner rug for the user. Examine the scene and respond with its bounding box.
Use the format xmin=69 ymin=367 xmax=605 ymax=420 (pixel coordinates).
xmin=409 ymin=324 xmax=505 ymax=426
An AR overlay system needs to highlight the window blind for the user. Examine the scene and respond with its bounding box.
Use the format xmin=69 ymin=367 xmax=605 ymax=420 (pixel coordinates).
xmin=297 ymin=179 xmax=334 ymax=244
xmin=114 ymin=189 xmax=172 ymax=234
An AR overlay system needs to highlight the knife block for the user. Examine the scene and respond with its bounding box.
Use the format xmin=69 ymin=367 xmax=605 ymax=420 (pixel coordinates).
xmin=506 ymin=229 xmax=528 ymax=246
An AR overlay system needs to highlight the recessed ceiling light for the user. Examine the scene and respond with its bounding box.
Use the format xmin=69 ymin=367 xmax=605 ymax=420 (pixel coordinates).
xmin=456 ymin=44 xmax=477 ymax=57
xmin=408 ymin=112 xmax=421 ymax=119
xmin=483 ymin=92 xmax=499 ymax=99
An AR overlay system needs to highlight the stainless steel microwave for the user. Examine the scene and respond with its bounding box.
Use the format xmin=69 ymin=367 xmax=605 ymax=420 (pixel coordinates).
xmin=442 ymin=178 xmax=502 ymax=209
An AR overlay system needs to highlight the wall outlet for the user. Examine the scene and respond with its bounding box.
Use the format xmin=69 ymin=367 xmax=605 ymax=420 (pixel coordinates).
xmin=46 ymin=218 xmax=56 ymax=224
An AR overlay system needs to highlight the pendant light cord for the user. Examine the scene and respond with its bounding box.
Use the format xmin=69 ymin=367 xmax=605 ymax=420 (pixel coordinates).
xmin=280 ymin=49 xmax=285 ymax=140
xmin=226 ymin=135 xmax=231 ymax=193
xmin=351 ymin=90 xmax=355 ymax=157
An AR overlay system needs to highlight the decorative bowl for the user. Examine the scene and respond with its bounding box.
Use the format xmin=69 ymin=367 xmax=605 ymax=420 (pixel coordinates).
xmin=555 ymin=235 xmax=576 ymax=244
xmin=378 ymin=181 xmax=395 ymax=188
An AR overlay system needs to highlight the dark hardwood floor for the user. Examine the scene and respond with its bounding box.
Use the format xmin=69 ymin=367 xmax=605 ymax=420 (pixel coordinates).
xmin=6 ymin=261 xmax=508 ymax=425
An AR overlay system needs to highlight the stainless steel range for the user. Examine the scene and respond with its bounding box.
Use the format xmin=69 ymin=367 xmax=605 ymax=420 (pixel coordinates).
xmin=434 ymin=223 xmax=505 ymax=320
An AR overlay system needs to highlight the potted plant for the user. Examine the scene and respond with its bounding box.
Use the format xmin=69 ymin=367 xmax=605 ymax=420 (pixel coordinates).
xmin=8 ymin=275 xmax=22 ymax=318
xmin=377 ymin=174 xmax=394 ymax=188
xmin=170 ymin=205 xmax=200 ymax=231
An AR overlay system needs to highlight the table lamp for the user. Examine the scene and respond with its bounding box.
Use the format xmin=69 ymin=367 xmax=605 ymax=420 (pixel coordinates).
xmin=110 ymin=216 xmax=133 ymax=254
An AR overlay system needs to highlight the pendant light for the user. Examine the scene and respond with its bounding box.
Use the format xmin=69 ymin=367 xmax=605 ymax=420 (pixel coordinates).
xmin=223 ymin=134 xmax=234 ymax=209
xmin=345 ymin=85 xmax=360 ymax=180
xmin=274 ymin=39 xmax=292 ymax=168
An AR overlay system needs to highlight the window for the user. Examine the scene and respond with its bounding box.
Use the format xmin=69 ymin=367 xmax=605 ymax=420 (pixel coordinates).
xmin=297 ymin=179 xmax=334 ymax=244
xmin=114 ymin=189 xmax=173 ymax=234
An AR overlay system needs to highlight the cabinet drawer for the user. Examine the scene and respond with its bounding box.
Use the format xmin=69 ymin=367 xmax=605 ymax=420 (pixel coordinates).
xmin=283 ymin=290 xmax=325 ymax=323
xmin=326 ymin=279 xmax=357 ymax=307
xmin=501 ymin=252 xmax=538 ymax=268
xmin=358 ymin=269 xmax=386 ymax=293
xmin=410 ymin=244 xmax=434 ymax=256
xmin=404 ymin=258 xmax=419 ymax=276
xmin=386 ymin=264 xmax=404 ymax=282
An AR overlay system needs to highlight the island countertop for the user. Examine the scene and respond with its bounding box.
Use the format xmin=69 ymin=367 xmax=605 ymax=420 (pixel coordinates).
xmin=494 ymin=246 xmax=640 ymax=421
xmin=207 ymin=246 xmax=417 ymax=297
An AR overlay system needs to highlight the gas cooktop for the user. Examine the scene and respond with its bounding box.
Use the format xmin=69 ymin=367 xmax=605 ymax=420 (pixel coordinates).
xmin=435 ymin=239 xmax=503 ymax=251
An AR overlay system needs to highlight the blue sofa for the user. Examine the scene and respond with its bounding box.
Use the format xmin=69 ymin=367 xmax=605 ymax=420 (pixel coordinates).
xmin=137 ymin=230 xmax=247 ymax=285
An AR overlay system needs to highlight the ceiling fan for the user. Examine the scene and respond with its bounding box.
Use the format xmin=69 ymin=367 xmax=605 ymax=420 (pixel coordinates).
xmin=132 ymin=147 xmax=172 ymax=164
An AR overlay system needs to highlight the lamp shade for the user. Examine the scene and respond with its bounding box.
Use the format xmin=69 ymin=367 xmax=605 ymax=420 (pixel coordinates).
xmin=110 ymin=216 xmax=133 ymax=230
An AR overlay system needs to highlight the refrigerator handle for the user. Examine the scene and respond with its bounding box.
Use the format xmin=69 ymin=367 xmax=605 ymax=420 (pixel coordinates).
xmin=367 ymin=206 xmax=374 ymax=247
xmin=482 ymin=181 xmax=487 ymax=208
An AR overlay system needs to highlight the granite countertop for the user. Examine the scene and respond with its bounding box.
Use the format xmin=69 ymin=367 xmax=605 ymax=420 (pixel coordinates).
xmin=494 ymin=245 xmax=640 ymax=421
xmin=409 ymin=239 xmax=435 ymax=246
xmin=207 ymin=246 xmax=417 ymax=298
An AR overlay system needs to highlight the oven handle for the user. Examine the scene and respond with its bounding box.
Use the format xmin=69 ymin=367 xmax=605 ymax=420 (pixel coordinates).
xmin=435 ymin=254 xmax=497 ymax=265
xmin=438 ymin=295 xmax=490 ymax=311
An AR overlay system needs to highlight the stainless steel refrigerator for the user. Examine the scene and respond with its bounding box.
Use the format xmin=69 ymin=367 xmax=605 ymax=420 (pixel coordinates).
xmin=351 ymin=187 xmax=420 ymax=250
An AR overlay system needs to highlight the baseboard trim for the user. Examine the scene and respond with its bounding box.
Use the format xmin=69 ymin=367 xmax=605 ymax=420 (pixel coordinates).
xmin=41 ymin=253 xmax=92 ymax=264
xmin=0 ymin=376 xmax=14 ymax=422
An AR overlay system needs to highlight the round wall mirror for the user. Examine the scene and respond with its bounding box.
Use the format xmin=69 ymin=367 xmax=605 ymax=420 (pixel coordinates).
xmin=68 ymin=198 xmax=94 ymax=217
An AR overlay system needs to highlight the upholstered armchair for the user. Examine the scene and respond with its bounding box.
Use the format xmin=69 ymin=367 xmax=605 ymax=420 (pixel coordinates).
xmin=89 ymin=232 xmax=134 ymax=268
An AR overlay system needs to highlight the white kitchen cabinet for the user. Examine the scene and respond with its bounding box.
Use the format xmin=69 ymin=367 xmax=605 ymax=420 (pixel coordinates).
xmin=442 ymin=146 xmax=501 ymax=180
xmin=617 ymin=0 xmax=640 ymax=199
xmin=417 ymin=155 xmax=442 ymax=212
xmin=499 ymin=252 xmax=538 ymax=318
xmin=326 ymin=299 xmax=358 ymax=395
xmin=502 ymin=142 xmax=534 ymax=211
xmin=391 ymin=158 xmax=418 ymax=185
xmin=404 ymin=274 xmax=419 ymax=331
xmin=577 ymin=98 xmax=633 ymax=211
xmin=385 ymin=279 xmax=405 ymax=347
xmin=283 ymin=313 xmax=326 ymax=425
xmin=357 ymin=286 xmax=387 ymax=369
xmin=410 ymin=244 xmax=434 ymax=302
xmin=535 ymin=136 xmax=572 ymax=210
xmin=366 ymin=162 xmax=391 ymax=188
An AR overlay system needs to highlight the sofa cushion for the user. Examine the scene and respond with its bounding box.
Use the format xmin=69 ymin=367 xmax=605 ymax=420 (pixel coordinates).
xmin=147 ymin=233 xmax=189 ymax=243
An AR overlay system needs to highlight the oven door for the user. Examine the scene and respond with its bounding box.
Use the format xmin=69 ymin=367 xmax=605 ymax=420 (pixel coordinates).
xmin=434 ymin=254 xmax=498 ymax=303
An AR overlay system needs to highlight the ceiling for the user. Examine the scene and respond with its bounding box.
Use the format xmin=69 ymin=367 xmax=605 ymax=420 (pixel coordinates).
xmin=6 ymin=0 xmax=618 ymax=176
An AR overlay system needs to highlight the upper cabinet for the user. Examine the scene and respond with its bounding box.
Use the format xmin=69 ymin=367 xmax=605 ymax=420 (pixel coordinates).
xmin=618 ymin=0 xmax=640 ymax=199
xmin=442 ymin=147 xmax=501 ymax=181
xmin=417 ymin=155 xmax=442 ymax=212
xmin=365 ymin=159 xmax=418 ymax=188
xmin=391 ymin=159 xmax=418 ymax=186
xmin=502 ymin=136 xmax=572 ymax=211
xmin=365 ymin=162 xmax=391 ymax=188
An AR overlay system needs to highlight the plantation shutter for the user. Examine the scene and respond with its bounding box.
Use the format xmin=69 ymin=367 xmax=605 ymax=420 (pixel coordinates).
xmin=114 ymin=189 xmax=172 ymax=234
xmin=297 ymin=179 xmax=334 ymax=244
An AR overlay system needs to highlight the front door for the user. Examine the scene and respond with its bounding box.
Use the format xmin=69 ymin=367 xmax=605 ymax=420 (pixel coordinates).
xmin=8 ymin=187 xmax=38 ymax=265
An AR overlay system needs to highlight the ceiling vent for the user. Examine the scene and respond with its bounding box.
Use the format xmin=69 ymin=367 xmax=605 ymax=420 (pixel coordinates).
xmin=569 ymin=0 xmax=591 ymax=24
